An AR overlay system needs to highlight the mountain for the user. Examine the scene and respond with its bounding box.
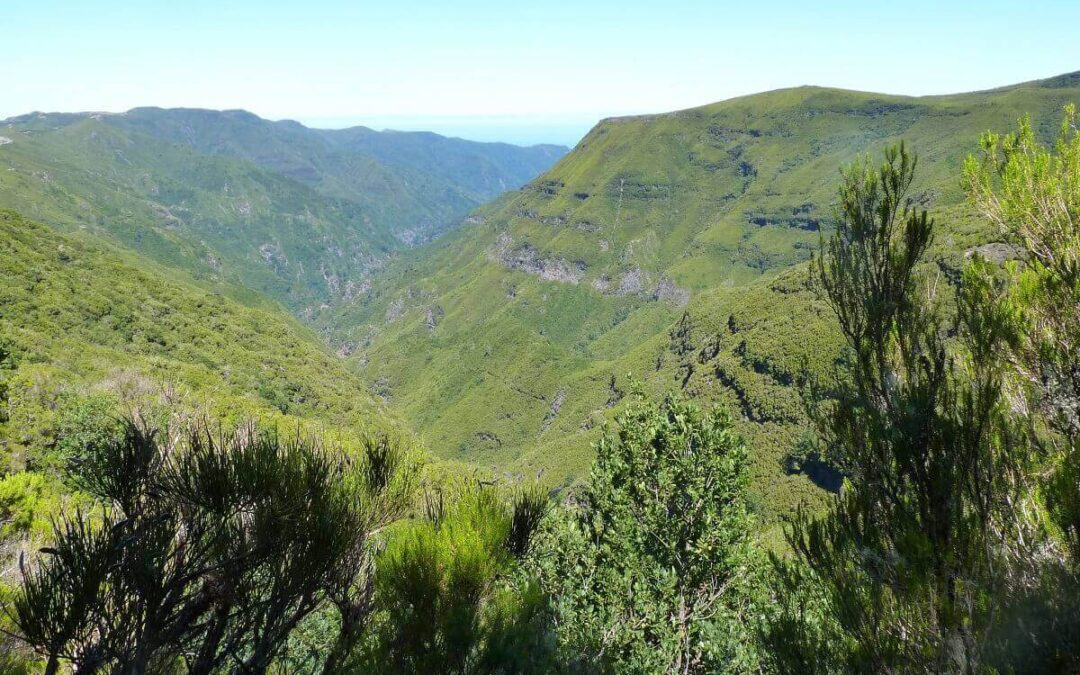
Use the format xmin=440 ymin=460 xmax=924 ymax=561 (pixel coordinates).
xmin=320 ymin=72 xmax=1080 ymax=522
xmin=107 ymin=108 xmax=567 ymax=242
xmin=0 ymin=109 xmax=566 ymax=315
xmin=0 ymin=209 xmax=402 ymax=477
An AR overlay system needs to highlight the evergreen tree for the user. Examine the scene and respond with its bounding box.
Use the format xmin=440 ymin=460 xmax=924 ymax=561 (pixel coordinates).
xmin=539 ymin=393 xmax=760 ymax=674
xmin=764 ymin=144 xmax=1030 ymax=673
xmin=361 ymin=482 xmax=552 ymax=674
xmin=965 ymin=106 xmax=1080 ymax=667
xmin=7 ymin=417 xmax=417 ymax=674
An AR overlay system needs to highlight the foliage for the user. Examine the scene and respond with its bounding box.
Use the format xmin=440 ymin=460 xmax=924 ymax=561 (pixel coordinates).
xmin=0 ymin=109 xmax=565 ymax=313
xmin=0 ymin=210 xmax=402 ymax=469
xmin=46 ymin=391 xmax=124 ymax=475
xmin=965 ymin=105 xmax=1080 ymax=666
xmin=0 ymin=337 xmax=15 ymax=424
xmin=0 ymin=473 xmax=73 ymax=541
xmin=764 ymin=144 xmax=1033 ymax=673
xmin=320 ymin=73 xmax=1080 ymax=525
xmin=360 ymin=482 xmax=554 ymax=674
xmin=6 ymin=416 xmax=418 ymax=675
xmin=538 ymin=393 xmax=761 ymax=673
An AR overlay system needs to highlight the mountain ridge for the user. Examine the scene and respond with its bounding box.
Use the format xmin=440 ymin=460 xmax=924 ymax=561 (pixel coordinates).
xmin=320 ymin=71 xmax=1080 ymax=523
xmin=592 ymin=69 xmax=1080 ymax=127
xmin=0 ymin=107 xmax=567 ymax=316
xmin=2 ymin=107 xmax=566 ymax=152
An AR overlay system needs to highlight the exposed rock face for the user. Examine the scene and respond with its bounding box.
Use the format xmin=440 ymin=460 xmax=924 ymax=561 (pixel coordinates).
xmin=320 ymin=265 xmax=341 ymax=296
xmin=964 ymin=242 xmax=1023 ymax=263
xmin=385 ymin=298 xmax=406 ymax=323
xmin=602 ymin=269 xmax=690 ymax=306
xmin=652 ymin=276 xmax=691 ymax=306
xmin=616 ymin=268 xmax=647 ymax=295
xmin=488 ymin=235 xmax=686 ymax=305
xmin=341 ymin=279 xmax=371 ymax=302
xmin=489 ymin=233 xmax=587 ymax=284
xmin=258 ymin=242 xmax=288 ymax=273
xmin=541 ymin=388 xmax=567 ymax=432
xmin=336 ymin=341 xmax=358 ymax=358
xmin=425 ymin=305 xmax=445 ymax=331
xmin=744 ymin=203 xmax=823 ymax=231
xmin=395 ymin=228 xmax=423 ymax=245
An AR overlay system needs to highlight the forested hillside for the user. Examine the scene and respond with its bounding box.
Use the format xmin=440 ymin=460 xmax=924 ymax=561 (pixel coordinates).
xmin=325 ymin=72 xmax=1080 ymax=520
xmin=0 ymin=109 xmax=566 ymax=314
xmin=0 ymin=211 xmax=404 ymax=530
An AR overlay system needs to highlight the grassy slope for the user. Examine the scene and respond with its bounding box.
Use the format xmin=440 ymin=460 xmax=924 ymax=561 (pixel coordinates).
xmin=0 ymin=110 xmax=566 ymax=316
xmin=0 ymin=116 xmax=394 ymax=315
xmin=323 ymin=72 xmax=1080 ymax=521
xmin=0 ymin=210 xmax=401 ymax=470
xmin=109 ymin=108 xmax=567 ymax=242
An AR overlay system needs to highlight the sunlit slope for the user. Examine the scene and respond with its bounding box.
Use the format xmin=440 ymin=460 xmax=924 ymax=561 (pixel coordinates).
xmin=324 ymin=72 xmax=1080 ymax=518
xmin=0 ymin=109 xmax=566 ymax=316
xmin=0 ymin=210 xmax=399 ymax=458
xmin=0 ymin=116 xmax=394 ymax=314
xmin=110 ymin=107 xmax=567 ymax=242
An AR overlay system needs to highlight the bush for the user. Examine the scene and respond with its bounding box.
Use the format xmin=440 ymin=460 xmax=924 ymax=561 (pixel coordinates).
xmin=361 ymin=483 xmax=554 ymax=674
xmin=7 ymin=416 xmax=417 ymax=675
xmin=538 ymin=393 xmax=761 ymax=674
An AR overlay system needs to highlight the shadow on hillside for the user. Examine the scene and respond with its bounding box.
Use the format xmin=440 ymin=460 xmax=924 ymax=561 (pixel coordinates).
xmin=784 ymin=448 xmax=843 ymax=494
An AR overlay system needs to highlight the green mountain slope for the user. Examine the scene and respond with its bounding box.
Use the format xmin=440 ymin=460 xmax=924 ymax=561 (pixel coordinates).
xmin=0 ymin=210 xmax=400 ymax=475
xmin=322 ymin=72 xmax=1080 ymax=520
xmin=109 ymin=108 xmax=567 ymax=242
xmin=0 ymin=110 xmax=566 ymax=315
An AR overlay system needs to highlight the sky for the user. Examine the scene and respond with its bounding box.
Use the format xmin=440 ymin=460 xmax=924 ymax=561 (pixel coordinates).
xmin=4 ymin=0 xmax=1080 ymax=146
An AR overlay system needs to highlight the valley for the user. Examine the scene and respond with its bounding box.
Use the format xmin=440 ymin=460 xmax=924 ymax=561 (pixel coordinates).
xmin=2 ymin=67 xmax=1080 ymax=672
xmin=0 ymin=109 xmax=565 ymax=314
xmin=5 ymin=74 xmax=1079 ymax=522
xmin=319 ymin=72 xmax=1080 ymax=519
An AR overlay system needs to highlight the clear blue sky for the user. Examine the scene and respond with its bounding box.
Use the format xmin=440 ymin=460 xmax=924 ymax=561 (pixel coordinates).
xmin=4 ymin=0 xmax=1079 ymax=145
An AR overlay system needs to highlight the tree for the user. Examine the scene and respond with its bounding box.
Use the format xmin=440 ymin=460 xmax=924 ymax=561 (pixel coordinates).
xmin=6 ymin=416 xmax=417 ymax=674
xmin=539 ymin=393 xmax=760 ymax=674
xmin=764 ymin=144 xmax=1030 ymax=673
xmin=965 ymin=106 xmax=1080 ymax=667
xmin=966 ymin=106 xmax=1080 ymax=554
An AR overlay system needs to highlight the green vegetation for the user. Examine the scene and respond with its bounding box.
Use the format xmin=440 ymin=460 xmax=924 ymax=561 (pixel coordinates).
xmin=362 ymin=484 xmax=552 ymax=673
xmin=0 ymin=109 xmax=565 ymax=314
xmin=111 ymin=107 xmax=567 ymax=229
xmin=764 ymin=144 xmax=1029 ymax=671
xmin=536 ymin=393 xmax=761 ymax=673
xmin=10 ymin=417 xmax=417 ymax=674
xmin=324 ymin=72 xmax=1080 ymax=526
xmin=965 ymin=104 xmax=1080 ymax=666
xmin=0 ymin=210 xmax=409 ymax=542
xmin=3 ymin=73 xmax=1080 ymax=672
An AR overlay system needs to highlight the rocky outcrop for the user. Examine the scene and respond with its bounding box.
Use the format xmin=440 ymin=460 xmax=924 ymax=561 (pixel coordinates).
xmin=964 ymin=242 xmax=1023 ymax=263
xmin=541 ymin=388 xmax=567 ymax=432
xmin=745 ymin=204 xmax=822 ymax=231
xmin=602 ymin=268 xmax=690 ymax=307
xmin=489 ymin=233 xmax=587 ymax=284
xmin=385 ymin=298 xmax=405 ymax=323
xmin=425 ymin=305 xmax=444 ymax=331
xmin=258 ymin=242 xmax=288 ymax=273
xmin=653 ymin=276 xmax=690 ymax=306
xmin=336 ymin=341 xmax=358 ymax=358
